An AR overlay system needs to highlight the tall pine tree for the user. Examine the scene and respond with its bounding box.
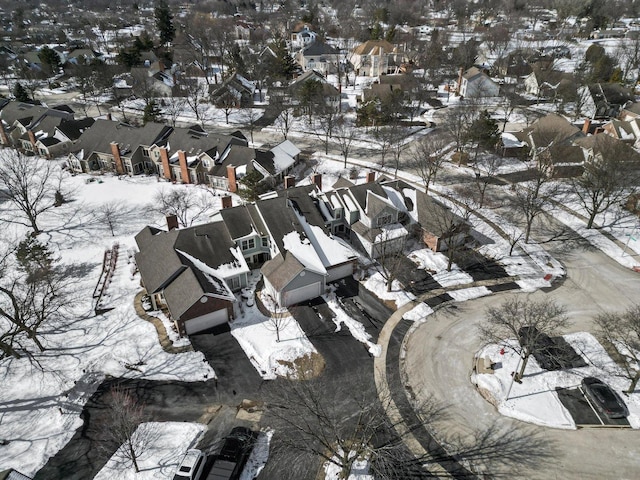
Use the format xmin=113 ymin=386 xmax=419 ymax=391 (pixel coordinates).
xmin=13 ymin=82 xmax=30 ymax=102
xmin=155 ymin=0 xmax=175 ymax=45
xmin=143 ymin=99 xmax=162 ymax=124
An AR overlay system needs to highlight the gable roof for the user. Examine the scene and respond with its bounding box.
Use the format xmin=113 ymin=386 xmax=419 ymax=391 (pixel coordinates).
xmin=72 ymin=119 xmax=171 ymax=157
xmin=219 ymin=203 xmax=268 ymax=240
xmin=352 ymin=39 xmax=395 ymax=56
xmin=260 ymin=252 xmax=305 ymax=291
xmin=301 ymin=41 xmax=339 ymax=57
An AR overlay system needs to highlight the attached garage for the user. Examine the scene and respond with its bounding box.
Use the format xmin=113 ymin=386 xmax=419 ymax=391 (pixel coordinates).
xmin=282 ymin=281 xmax=322 ymax=307
xmin=184 ymin=308 xmax=229 ymax=335
xmin=326 ymin=261 xmax=354 ymax=283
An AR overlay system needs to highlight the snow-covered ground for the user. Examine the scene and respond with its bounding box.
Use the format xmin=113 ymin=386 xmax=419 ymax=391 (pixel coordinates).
xmin=474 ymin=332 xmax=640 ymax=429
xmin=94 ymin=422 xmax=205 ymax=480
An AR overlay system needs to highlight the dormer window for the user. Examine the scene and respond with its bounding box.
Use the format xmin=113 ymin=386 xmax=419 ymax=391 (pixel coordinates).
xmin=377 ymin=214 xmax=392 ymax=227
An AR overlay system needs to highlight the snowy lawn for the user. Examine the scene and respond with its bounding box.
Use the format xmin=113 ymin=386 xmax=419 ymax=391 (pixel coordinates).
xmin=230 ymin=300 xmax=318 ymax=380
xmin=0 ymin=169 xmax=221 ymax=476
xmin=94 ymin=422 xmax=205 ymax=480
xmin=363 ymin=272 xmax=416 ymax=309
xmin=473 ymin=332 xmax=640 ymax=429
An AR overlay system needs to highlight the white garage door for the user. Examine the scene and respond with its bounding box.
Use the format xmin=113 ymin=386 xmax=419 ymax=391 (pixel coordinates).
xmin=184 ymin=308 xmax=228 ymax=335
xmin=283 ymin=282 xmax=322 ymax=307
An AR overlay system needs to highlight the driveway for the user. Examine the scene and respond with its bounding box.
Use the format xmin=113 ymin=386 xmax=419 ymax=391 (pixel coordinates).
xmin=403 ymin=247 xmax=640 ymax=479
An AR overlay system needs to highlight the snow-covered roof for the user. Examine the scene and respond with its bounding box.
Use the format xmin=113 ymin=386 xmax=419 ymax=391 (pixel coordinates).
xmin=176 ymin=250 xmax=240 ymax=300
xmin=270 ymin=144 xmax=296 ymax=173
xmin=282 ymin=231 xmax=327 ymax=275
xmin=502 ymin=132 xmax=527 ymax=148
xmin=303 ymin=223 xmax=356 ymax=268
xmin=374 ymin=223 xmax=408 ymax=243
xmin=381 ymin=185 xmax=409 ymax=212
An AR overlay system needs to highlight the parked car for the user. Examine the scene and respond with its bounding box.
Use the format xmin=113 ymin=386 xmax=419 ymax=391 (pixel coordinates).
xmin=582 ymin=377 xmax=628 ymax=419
xmin=207 ymin=427 xmax=257 ymax=480
xmin=174 ymin=449 xmax=206 ymax=480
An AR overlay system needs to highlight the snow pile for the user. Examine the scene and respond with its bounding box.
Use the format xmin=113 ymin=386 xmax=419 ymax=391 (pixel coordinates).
xmin=403 ymin=303 xmax=434 ymax=323
xmin=409 ymin=248 xmax=473 ymax=287
xmin=240 ymin=429 xmax=274 ymax=480
xmin=94 ymin=422 xmax=205 ymax=480
xmin=363 ymin=272 xmax=415 ymax=308
xmin=474 ymin=332 xmax=640 ymax=429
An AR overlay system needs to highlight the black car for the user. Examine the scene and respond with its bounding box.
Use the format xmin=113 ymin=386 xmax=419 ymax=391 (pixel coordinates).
xmin=207 ymin=427 xmax=257 ymax=480
xmin=582 ymin=377 xmax=629 ymax=419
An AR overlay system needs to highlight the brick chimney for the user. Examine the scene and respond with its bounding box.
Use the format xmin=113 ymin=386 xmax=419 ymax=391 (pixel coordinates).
xmin=178 ymin=150 xmax=190 ymax=184
xmin=312 ymin=172 xmax=322 ymax=191
xmin=110 ymin=142 xmax=125 ymax=175
xmin=159 ymin=147 xmax=173 ymax=181
xmin=284 ymin=175 xmax=295 ymax=188
xmin=582 ymin=118 xmax=592 ymax=134
xmin=366 ymin=171 xmax=376 ymax=183
xmin=27 ymin=130 xmax=37 ymax=152
xmin=166 ymin=214 xmax=179 ymax=230
xmin=227 ymin=165 xmax=237 ymax=193
xmin=221 ymin=195 xmax=233 ymax=209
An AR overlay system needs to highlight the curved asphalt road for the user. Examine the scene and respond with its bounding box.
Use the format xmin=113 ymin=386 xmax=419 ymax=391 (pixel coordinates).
xmin=403 ymin=246 xmax=640 ymax=479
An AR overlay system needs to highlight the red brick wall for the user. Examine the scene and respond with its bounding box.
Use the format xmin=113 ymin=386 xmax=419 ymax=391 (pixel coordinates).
xmin=110 ymin=142 xmax=125 ymax=175
xmin=227 ymin=165 xmax=237 ymax=192
xmin=160 ymin=147 xmax=172 ymax=180
xmin=178 ymin=150 xmax=190 ymax=184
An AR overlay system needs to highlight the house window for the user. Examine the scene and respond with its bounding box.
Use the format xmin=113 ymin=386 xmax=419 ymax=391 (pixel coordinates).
xmin=142 ymin=148 xmax=150 ymax=158
xmin=261 ymin=237 xmax=268 ymax=247
xmin=229 ymin=277 xmax=240 ymax=290
xmin=335 ymin=209 xmax=342 ymax=219
xmin=241 ymin=238 xmax=255 ymax=251
xmin=377 ymin=214 xmax=392 ymax=227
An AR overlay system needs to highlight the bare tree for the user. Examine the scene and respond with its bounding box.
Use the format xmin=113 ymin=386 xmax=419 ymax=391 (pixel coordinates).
xmin=571 ymin=138 xmax=638 ymax=229
xmin=408 ymin=132 xmax=450 ymax=193
xmin=99 ymin=201 xmax=128 ymax=236
xmin=595 ymin=305 xmax=640 ymax=394
xmin=153 ymin=188 xmax=215 ymax=228
xmin=262 ymin=372 xmax=442 ymax=479
xmin=0 ymin=236 xmax=72 ymax=359
xmin=441 ymin=104 xmax=478 ymax=163
xmin=242 ymin=107 xmax=262 ymax=145
xmin=333 ymin=116 xmax=357 ymax=168
xmin=104 ymin=385 xmax=147 ymax=473
xmin=163 ymin=93 xmax=188 ymax=127
xmin=315 ymin=105 xmax=338 ymax=155
xmin=511 ymin=138 xmax=562 ymax=243
xmin=479 ymin=298 xmax=569 ymax=382
xmin=181 ymin=78 xmax=210 ymax=127
xmin=274 ymin=106 xmax=294 ymax=141
xmin=472 ymin=154 xmax=502 ymax=208
xmin=264 ymin=295 xmax=289 ymax=342
xmin=0 ymin=151 xmax=69 ymax=235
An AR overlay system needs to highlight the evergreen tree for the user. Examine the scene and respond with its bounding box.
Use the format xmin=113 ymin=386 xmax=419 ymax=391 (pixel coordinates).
xmin=155 ymin=0 xmax=175 ymax=45
xmin=468 ymin=110 xmax=499 ymax=151
xmin=13 ymin=82 xmax=30 ymax=102
xmin=38 ymin=46 xmax=61 ymax=76
xmin=143 ymin=99 xmax=162 ymax=124
xmin=270 ymin=36 xmax=298 ymax=81
xmin=16 ymin=235 xmax=54 ymax=284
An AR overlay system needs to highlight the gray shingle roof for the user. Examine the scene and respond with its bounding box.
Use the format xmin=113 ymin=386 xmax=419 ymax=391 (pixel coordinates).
xmin=260 ymin=253 xmax=305 ymax=291
xmin=220 ymin=204 xmax=267 ymax=240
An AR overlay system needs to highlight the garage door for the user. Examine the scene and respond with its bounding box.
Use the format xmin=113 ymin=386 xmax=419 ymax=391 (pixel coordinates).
xmin=184 ymin=308 xmax=228 ymax=335
xmin=283 ymin=282 xmax=322 ymax=307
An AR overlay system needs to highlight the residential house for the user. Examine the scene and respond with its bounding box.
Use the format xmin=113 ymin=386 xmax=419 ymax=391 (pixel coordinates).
xmin=67 ymin=119 xmax=171 ymax=174
xmin=581 ymin=83 xmax=635 ymax=119
xmin=134 ymin=221 xmax=247 ymax=335
xmin=618 ymin=101 xmax=640 ymax=121
xmin=294 ymin=41 xmax=341 ymax=75
xmin=0 ymin=101 xmax=75 ymax=151
xmin=210 ymin=73 xmax=255 ymax=107
xmin=524 ymin=65 xmax=575 ymax=100
xmin=350 ymin=39 xmax=398 ymax=77
xmin=290 ymin=23 xmax=317 ymax=50
xmin=149 ymin=126 xmax=245 ymax=184
xmin=513 ymin=113 xmax=586 ymax=168
xmin=65 ymin=48 xmax=101 ymax=66
xmin=33 ymin=117 xmax=95 ymax=158
xmin=458 ymin=67 xmax=499 ymax=98
xmin=413 ymin=190 xmax=470 ymax=252
xmin=288 ymin=70 xmax=341 ymax=111
xmin=259 ymin=189 xmax=357 ymax=307
xmin=130 ymin=67 xmax=175 ymax=97
xmin=602 ymin=118 xmax=640 ymax=143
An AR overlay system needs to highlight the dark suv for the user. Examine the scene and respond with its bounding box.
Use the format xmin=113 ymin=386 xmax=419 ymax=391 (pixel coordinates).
xmin=207 ymin=427 xmax=257 ymax=480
